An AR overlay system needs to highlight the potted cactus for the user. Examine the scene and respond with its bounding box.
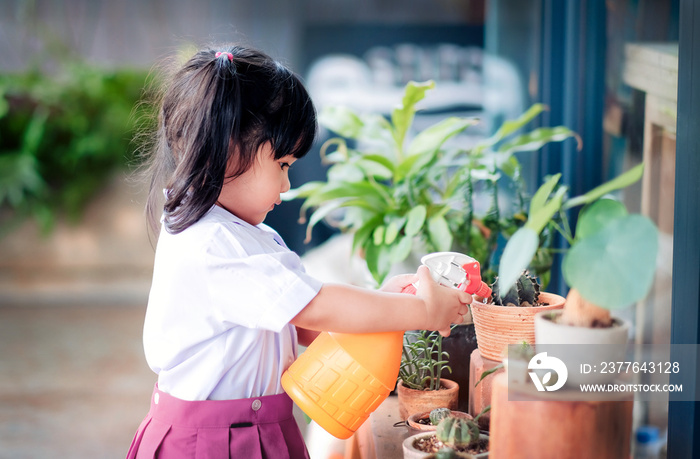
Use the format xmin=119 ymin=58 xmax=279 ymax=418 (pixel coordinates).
xmin=397 ymin=330 xmax=460 ymax=420
xmin=469 ymin=271 xmax=565 ymax=362
xmin=407 ymin=407 xmax=474 ymax=433
xmin=403 ymin=408 xmax=490 ymax=458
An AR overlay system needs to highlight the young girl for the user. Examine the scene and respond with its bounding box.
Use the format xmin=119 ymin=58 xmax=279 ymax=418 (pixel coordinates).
xmin=127 ymin=44 xmax=471 ymax=459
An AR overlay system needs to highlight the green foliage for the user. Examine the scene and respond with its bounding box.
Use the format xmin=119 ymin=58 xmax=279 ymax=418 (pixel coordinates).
xmin=0 ymin=58 xmax=153 ymax=234
xmin=429 ymin=408 xmax=453 ymax=426
xmin=398 ymin=329 xmax=451 ymax=391
xmin=498 ymin=164 xmax=659 ymax=310
xmin=490 ymin=270 xmax=541 ymax=307
xmin=285 ymin=81 xmax=580 ymax=285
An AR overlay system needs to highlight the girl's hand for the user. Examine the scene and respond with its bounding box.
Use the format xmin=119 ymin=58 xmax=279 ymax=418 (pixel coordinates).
xmin=415 ymin=265 xmax=472 ymax=337
xmin=379 ymin=273 xmax=418 ymax=293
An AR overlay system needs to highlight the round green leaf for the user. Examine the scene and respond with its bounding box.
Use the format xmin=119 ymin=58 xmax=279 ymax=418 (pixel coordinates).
xmin=563 ymin=215 xmax=658 ymax=309
xmin=497 ymin=227 xmax=539 ymax=294
xmin=575 ymin=199 xmax=628 ymax=240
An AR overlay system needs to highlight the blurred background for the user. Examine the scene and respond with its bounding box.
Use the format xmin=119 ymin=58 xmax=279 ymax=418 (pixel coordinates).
xmin=0 ymin=0 xmax=686 ymax=457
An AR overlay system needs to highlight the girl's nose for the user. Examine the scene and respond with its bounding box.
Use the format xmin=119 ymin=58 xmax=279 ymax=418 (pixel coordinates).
xmin=281 ymin=172 xmax=291 ymax=193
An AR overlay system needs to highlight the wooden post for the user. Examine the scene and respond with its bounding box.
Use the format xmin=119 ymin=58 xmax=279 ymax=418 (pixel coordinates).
xmin=489 ymin=373 xmax=633 ymax=459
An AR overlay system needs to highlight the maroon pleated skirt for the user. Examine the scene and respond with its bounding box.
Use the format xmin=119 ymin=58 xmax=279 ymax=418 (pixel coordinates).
xmin=126 ymin=385 xmax=309 ymax=459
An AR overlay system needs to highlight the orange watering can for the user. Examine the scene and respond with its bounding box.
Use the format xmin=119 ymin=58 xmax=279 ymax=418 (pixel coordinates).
xmin=281 ymin=252 xmax=491 ymax=439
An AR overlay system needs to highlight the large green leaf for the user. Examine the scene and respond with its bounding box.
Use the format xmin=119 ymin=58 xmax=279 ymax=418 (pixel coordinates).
xmin=563 ymin=215 xmax=658 ymax=309
xmin=427 ymin=215 xmax=452 ymax=252
xmin=318 ymin=105 xmax=364 ymax=139
xmin=575 ymin=199 xmax=628 ymax=241
xmin=405 ymin=205 xmax=427 ymax=236
xmin=497 ymin=227 xmax=539 ymax=294
xmin=406 ymin=116 xmax=476 ymax=159
xmin=391 ymin=80 xmax=435 ymax=152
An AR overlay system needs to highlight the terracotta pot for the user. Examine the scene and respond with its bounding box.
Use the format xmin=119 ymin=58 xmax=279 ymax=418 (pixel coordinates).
xmin=471 ymin=292 xmax=565 ymax=362
xmin=406 ymin=410 xmax=473 ymax=432
xmin=396 ymin=379 xmax=459 ymax=421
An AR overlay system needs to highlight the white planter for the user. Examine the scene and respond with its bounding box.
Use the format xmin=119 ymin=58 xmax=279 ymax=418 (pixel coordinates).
xmin=534 ymin=310 xmax=630 ymax=386
xmin=402 ymin=431 xmax=489 ymax=459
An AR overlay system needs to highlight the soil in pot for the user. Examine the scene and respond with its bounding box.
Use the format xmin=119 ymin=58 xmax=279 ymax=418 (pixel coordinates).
xmin=410 ymin=433 xmax=489 ymax=455
xmin=407 ymin=410 xmax=473 ymax=432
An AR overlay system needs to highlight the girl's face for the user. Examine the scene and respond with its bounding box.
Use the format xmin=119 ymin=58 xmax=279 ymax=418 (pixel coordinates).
xmin=217 ymin=142 xmax=296 ymax=226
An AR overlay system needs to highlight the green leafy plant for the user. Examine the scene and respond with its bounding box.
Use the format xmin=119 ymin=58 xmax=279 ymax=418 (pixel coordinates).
xmin=497 ymin=164 xmax=659 ymax=327
xmin=0 ymin=56 xmax=153 ymax=235
xmin=286 ymin=80 xmax=580 ymax=285
xmin=398 ymin=329 xmax=451 ymax=391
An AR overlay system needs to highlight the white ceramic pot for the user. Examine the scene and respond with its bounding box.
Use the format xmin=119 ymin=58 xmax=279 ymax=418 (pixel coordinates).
xmin=534 ymin=310 xmax=631 ymax=386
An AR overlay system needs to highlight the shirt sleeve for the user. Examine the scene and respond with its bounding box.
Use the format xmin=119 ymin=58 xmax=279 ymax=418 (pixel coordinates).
xmin=202 ymin=227 xmax=323 ymax=333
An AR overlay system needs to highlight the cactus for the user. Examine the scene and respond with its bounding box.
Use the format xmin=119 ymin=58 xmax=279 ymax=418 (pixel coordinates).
xmin=490 ymin=270 xmax=540 ymax=307
xmin=429 ymin=408 xmax=452 ymax=425
xmin=435 ymin=416 xmax=481 ymax=449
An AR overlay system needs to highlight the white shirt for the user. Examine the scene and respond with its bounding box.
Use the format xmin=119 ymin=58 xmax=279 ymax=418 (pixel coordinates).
xmin=143 ymin=205 xmax=323 ymax=401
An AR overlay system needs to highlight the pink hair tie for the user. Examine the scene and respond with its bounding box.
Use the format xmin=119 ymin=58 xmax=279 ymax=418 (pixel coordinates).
xmin=215 ymin=51 xmax=233 ymax=62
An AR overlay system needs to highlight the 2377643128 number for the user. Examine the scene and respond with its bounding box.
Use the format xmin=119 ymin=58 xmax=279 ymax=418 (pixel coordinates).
xmin=599 ymin=361 xmax=680 ymax=374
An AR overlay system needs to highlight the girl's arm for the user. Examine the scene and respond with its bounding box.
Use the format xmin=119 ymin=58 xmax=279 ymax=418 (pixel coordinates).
xmin=293 ymin=273 xmax=417 ymax=346
xmin=291 ymin=266 xmax=471 ymax=337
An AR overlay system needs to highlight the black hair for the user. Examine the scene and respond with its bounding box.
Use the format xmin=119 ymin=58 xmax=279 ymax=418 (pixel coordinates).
xmin=141 ymin=44 xmax=317 ymax=234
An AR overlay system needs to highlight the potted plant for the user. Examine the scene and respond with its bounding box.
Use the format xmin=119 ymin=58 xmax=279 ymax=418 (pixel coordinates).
xmin=286 ymin=80 xmax=579 ymax=287
xmin=286 ymin=79 xmax=580 ymax=408
xmin=470 ymin=271 xmax=565 ymax=362
xmin=403 ymin=407 xmax=490 ymax=458
xmin=407 ymin=407 xmax=474 ymax=433
xmin=496 ymin=164 xmax=659 ymax=385
xmin=397 ymin=330 xmax=459 ymax=420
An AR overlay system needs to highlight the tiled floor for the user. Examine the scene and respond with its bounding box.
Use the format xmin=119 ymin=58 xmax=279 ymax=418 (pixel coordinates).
xmin=0 ymin=304 xmax=155 ymax=459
